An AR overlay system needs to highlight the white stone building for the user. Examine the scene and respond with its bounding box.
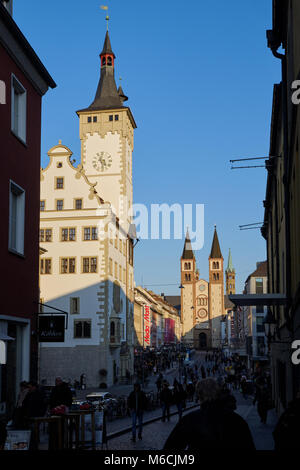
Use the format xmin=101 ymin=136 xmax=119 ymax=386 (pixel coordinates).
xmin=39 ymin=30 xmax=136 ymax=388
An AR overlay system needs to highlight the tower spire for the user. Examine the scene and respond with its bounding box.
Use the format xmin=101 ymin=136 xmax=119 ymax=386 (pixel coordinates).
xmin=182 ymin=230 xmax=195 ymax=259
xmin=226 ymin=248 xmax=234 ymax=273
xmin=85 ymin=29 xmax=123 ymax=111
xmin=209 ymin=226 xmax=222 ymax=259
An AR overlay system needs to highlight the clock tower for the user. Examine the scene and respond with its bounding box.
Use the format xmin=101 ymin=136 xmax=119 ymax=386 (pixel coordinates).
xmin=76 ymin=30 xmax=137 ymax=229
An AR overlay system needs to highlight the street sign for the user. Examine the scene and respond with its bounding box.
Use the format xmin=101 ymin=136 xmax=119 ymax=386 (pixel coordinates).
xmin=38 ymin=316 xmax=65 ymax=342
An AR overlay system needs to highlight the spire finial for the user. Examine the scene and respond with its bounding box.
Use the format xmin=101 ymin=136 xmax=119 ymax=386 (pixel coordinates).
xmin=100 ymin=5 xmax=109 ymax=31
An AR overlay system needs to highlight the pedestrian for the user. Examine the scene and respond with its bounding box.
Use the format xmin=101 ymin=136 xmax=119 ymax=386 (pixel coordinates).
xmin=160 ymin=381 xmax=173 ymax=422
xmin=201 ymin=366 xmax=206 ymax=379
xmin=156 ymin=373 xmax=163 ymax=393
xmin=127 ymin=383 xmax=147 ymax=442
xmin=253 ymin=377 xmax=270 ymax=424
xmin=273 ymin=390 xmax=300 ymax=449
xmin=21 ymin=381 xmax=47 ymax=450
xmin=49 ymin=377 xmax=73 ymax=411
xmin=240 ymin=376 xmax=248 ymax=400
xmin=12 ymin=381 xmax=30 ymax=429
xmin=163 ymin=378 xmax=255 ymax=450
xmin=173 ymin=382 xmax=186 ymax=420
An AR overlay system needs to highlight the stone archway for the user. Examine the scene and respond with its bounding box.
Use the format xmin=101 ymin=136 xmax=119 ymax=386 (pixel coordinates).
xmin=199 ymin=332 xmax=207 ymax=350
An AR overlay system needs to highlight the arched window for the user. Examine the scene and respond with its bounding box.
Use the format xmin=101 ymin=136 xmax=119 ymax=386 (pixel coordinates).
xmin=213 ymin=262 xmax=216 ymax=269
xmin=213 ymin=274 xmax=216 ymax=281
xmin=188 ymin=262 xmax=191 ymax=270
xmin=216 ymin=262 xmax=219 ymax=269
xmin=216 ymin=273 xmax=219 ymax=280
xmin=110 ymin=321 xmax=115 ymax=337
xmin=102 ymin=56 xmax=106 ymax=66
xmin=107 ymin=56 xmax=112 ymax=66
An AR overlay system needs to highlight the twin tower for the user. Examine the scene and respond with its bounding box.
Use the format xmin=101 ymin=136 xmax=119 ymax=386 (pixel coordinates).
xmin=180 ymin=227 xmax=235 ymax=349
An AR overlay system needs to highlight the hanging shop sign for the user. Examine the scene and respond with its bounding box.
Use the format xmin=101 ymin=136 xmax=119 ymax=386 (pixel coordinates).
xmin=38 ymin=316 xmax=65 ymax=342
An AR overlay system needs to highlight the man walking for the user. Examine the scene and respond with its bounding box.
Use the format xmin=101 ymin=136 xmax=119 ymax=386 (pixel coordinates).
xmin=164 ymin=378 xmax=255 ymax=450
xmin=127 ymin=383 xmax=147 ymax=442
xmin=160 ymin=381 xmax=173 ymax=422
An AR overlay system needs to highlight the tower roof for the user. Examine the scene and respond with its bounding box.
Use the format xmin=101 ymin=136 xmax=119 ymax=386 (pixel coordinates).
xmin=226 ymin=248 xmax=235 ymax=272
xmin=182 ymin=230 xmax=195 ymax=259
xmin=78 ymin=30 xmax=123 ymax=112
xmin=100 ymin=30 xmax=115 ymax=57
xmin=209 ymin=226 xmax=223 ymax=259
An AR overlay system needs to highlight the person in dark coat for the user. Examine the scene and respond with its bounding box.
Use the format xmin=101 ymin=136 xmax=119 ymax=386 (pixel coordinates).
xmin=253 ymin=377 xmax=270 ymax=424
xmin=160 ymin=382 xmax=173 ymax=422
xmin=273 ymin=391 xmax=300 ymax=449
xmin=173 ymin=382 xmax=186 ymax=420
xmin=127 ymin=383 xmax=147 ymax=442
xmin=21 ymin=381 xmax=47 ymax=450
xmin=22 ymin=382 xmax=47 ymax=424
xmin=164 ymin=378 xmax=255 ymax=450
xmin=49 ymin=377 xmax=73 ymax=410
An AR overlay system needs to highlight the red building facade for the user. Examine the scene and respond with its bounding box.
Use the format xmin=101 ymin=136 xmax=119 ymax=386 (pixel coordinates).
xmin=0 ymin=1 xmax=55 ymax=417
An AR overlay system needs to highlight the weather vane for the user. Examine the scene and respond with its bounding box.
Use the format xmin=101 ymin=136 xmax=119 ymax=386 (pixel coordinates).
xmin=100 ymin=5 xmax=109 ymax=31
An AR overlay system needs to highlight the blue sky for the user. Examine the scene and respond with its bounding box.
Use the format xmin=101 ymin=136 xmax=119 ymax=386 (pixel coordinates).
xmin=15 ymin=0 xmax=280 ymax=294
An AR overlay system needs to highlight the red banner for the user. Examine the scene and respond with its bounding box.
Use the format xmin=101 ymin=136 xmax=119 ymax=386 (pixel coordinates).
xmin=143 ymin=305 xmax=151 ymax=347
xmin=164 ymin=318 xmax=175 ymax=343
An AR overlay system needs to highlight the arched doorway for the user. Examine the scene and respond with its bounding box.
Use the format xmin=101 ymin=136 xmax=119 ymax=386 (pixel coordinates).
xmin=199 ymin=332 xmax=207 ymax=349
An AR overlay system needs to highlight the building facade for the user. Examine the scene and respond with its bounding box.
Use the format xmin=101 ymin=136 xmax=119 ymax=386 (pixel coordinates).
xmin=180 ymin=227 xmax=233 ymax=349
xmin=134 ymin=287 xmax=181 ymax=349
xmin=39 ymin=30 xmax=136 ymax=388
xmin=0 ymin=0 xmax=55 ymax=418
xmin=244 ymin=262 xmax=268 ymax=369
xmin=261 ymin=0 xmax=300 ymax=414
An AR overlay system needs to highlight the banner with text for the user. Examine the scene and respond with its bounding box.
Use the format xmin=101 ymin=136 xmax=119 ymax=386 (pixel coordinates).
xmin=143 ymin=305 xmax=151 ymax=347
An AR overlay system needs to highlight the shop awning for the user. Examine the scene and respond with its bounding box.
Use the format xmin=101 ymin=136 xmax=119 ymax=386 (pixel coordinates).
xmin=228 ymin=294 xmax=287 ymax=307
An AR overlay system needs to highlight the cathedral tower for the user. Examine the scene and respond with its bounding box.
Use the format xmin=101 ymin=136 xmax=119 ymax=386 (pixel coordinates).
xmin=225 ymin=249 xmax=236 ymax=294
xmin=208 ymin=226 xmax=225 ymax=348
xmin=181 ymin=231 xmax=196 ymax=345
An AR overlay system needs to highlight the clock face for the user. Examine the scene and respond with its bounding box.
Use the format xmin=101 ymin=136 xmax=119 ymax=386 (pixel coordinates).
xmin=92 ymin=151 xmax=112 ymax=172
xmin=199 ymin=285 xmax=205 ymax=292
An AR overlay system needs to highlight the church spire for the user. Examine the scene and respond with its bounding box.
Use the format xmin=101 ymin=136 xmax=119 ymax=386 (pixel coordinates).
xmin=226 ymin=248 xmax=235 ymax=273
xmin=182 ymin=230 xmax=195 ymax=260
xmin=209 ymin=226 xmax=223 ymax=259
xmin=87 ymin=30 xmax=123 ymax=110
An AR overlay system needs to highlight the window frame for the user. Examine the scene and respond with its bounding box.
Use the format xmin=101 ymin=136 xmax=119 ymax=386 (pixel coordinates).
xmin=74 ymin=319 xmax=92 ymax=339
xmin=11 ymin=74 xmax=27 ymax=144
xmin=56 ymin=199 xmax=64 ymax=211
xmin=40 ymin=258 xmax=52 ymax=275
xmin=55 ymin=177 xmax=64 ymax=190
xmin=60 ymin=257 xmax=76 ymax=274
xmin=82 ymin=256 xmax=98 ymax=274
xmin=74 ymin=198 xmax=83 ymax=210
xmin=8 ymin=180 xmax=25 ymax=256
